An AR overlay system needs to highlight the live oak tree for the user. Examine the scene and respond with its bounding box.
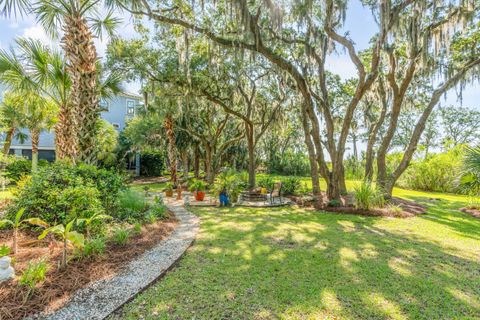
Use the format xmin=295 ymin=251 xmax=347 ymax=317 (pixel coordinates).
xmin=179 ymin=98 xmax=244 ymax=184
xmin=110 ymin=0 xmax=479 ymax=199
xmin=439 ymin=105 xmax=480 ymax=147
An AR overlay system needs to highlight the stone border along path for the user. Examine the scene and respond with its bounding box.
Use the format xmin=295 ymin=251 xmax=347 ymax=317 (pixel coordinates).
xmin=30 ymin=197 xmax=199 ymax=320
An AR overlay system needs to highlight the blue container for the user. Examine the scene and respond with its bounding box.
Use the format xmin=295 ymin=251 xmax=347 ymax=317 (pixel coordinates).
xmin=219 ymin=192 xmax=229 ymax=206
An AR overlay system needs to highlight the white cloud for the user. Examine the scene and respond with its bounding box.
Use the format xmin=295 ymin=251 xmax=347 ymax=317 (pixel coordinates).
xmin=22 ymin=25 xmax=52 ymax=43
xmin=325 ymin=54 xmax=357 ymax=80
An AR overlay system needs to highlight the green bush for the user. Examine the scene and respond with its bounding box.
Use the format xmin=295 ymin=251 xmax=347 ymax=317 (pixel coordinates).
xmin=8 ymin=162 xmax=125 ymax=225
xmin=5 ymin=158 xmax=31 ymax=183
xmin=117 ymin=189 xmax=147 ymax=221
xmin=148 ymin=203 xmax=167 ymax=220
xmin=140 ymin=151 xmax=165 ymax=177
xmin=82 ymin=237 xmax=106 ymax=258
xmin=19 ymin=259 xmax=48 ymax=290
xmin=281 ymin=177 xmax=301 ymax=195
xmin=257 ymin=176 xmax=274 ymax=190
xmin=396 ymin=147 xmax=464 ymax=193
xmin=354 ymin=182 xmax=384 ymax=210
xmin=111 ymin=228 xmax=130 ymax=246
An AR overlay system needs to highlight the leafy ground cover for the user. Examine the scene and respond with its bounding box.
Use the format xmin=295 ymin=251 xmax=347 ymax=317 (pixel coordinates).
xmin=114 ymin=185 xmax=480 ymax=320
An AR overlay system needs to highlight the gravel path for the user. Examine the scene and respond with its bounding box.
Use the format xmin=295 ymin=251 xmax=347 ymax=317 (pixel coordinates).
xmin=31 ymin=198 xmax=199 ymax=320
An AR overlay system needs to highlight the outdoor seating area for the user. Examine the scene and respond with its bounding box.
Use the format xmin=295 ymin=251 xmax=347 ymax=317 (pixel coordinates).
xmin=1 ymin=1 xmax=480 ymax=319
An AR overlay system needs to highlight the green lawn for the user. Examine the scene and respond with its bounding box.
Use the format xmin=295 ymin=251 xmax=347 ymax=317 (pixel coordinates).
xmin=115 ymin=184 xmax=480 ymax=320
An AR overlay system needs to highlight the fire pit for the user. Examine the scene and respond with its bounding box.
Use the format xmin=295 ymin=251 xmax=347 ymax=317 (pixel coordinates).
xmin=239 ymin=191 xmax=268 ymax=202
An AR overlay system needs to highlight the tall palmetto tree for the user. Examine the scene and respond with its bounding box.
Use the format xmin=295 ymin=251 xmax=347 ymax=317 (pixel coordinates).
xmin=0 ymin=37 xmax=122 ymax=161
xmin=0 ymin=0 xmax=120 ymax=164
xmin=0 ymin=92 xmax=27 ymax=155
xmin=2 ymin=91 xmax=57 ymax=171
xmin=22 ymin=93 xmax=57 ymax=171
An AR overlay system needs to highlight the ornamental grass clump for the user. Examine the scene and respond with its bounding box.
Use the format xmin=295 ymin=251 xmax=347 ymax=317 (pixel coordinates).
xmin=354 ymin=182 xmax=385 ymax=210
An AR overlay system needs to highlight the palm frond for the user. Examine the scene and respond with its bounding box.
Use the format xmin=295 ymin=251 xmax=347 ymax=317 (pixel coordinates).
xmin=33 ymin=1 xmax=65 ymax=39
xmin=98 ymin=69 xmax=124 ymax=100
xmin=89 ymin=10 xmax=122 ymax=40
xmin=0 ymin=0 xmax=30 ymax=17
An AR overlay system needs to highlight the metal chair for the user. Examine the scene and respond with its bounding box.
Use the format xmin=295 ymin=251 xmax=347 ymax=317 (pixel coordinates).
xmin=269 ymin=182 xmax=283 ymax=205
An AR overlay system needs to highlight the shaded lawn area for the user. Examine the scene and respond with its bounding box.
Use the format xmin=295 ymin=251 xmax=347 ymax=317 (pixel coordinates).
xmin=115 ymin=187 xmax=480 ymax=320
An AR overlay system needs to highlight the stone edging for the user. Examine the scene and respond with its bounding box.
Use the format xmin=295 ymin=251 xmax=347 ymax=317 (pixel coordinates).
xmin=30 ymin=199 xmax=199 ymax=320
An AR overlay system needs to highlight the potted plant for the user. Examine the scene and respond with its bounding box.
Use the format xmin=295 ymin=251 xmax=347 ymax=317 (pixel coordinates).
xmin=214 ymin=169 xmax=242 ymax=206
xmin=164 ymin=182 xmax=174 ymax=197
xmin=189 ymin=179 xmax=207 ymax=201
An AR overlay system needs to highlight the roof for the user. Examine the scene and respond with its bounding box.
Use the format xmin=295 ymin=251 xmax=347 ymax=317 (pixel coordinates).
xmin=118 ymin=91 xmax=143 ymax=100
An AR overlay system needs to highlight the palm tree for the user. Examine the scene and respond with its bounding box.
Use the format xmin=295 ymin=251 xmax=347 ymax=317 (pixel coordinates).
xmin=0 ymin=92 xmax=27 ymax=155
xmin=7 ymin=91 xmax=57 ymax=171
xmin=0 ymin=38 xmax=122 ymax=161
xmin=0 ymin=0 xmax=120 ymax=164
xmin=461 ymin=146 xmax=480 ymax=195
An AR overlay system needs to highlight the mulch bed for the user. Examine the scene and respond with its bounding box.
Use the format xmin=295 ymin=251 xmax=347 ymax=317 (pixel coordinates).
xmin=460 ymin=207 xmax=480 ymax=218
xmin=290 ymin=193 xmax=426 ymax=218
xmin=0 ymin=215 xmax=177 ymax=320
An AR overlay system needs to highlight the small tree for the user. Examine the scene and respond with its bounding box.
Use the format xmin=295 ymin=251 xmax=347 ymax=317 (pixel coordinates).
xmin=38 ymin=219 xmax=84 ymax=269
xmin=0 ymin=208 xmax=48 ymax=254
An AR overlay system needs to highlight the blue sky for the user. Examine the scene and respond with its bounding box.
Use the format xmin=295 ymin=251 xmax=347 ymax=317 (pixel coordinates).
xmin=0 ymin=1 xmax=477 ymax=107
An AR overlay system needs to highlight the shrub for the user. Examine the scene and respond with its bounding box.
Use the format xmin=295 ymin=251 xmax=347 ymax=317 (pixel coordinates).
xmin=396 ymin=146 xmax=463 ymax=193
xmin=354 ymin=182 xmax=384 ymax=210
xmin=8 ymin=162 xmax=125 ymax=225
xmin=117 ymin=189 xmax=147 ymax=221
xmin=5 ymin=158 xmax=31 ymax=183
xmin=257 ymin=176 xmax=274 ymax=190
xmin=133 ymin=222 xmax=142 ymax=235
xmin=281 ymin=177 xmax=301 ymax=195
xmin=111 ymin=228 xmax=130 ymax=246
xmin=148 ymin=203 xmax=167 ymax=220
xmin=82 ymin=237 xmax=106 ymax=258
xmin=140 ymin=151 xmax=165 ymax=177
xmin=19 ymin=259 xmax=48 ymax=291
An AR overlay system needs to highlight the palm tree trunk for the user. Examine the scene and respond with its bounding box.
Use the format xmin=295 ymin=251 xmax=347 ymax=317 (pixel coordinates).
xmin=3 ymin=127 xmax=15 ymax=155
xmin=62 ymin=14 xmax=98 ymax=165
xmin=55 ymin=103 xmax=77 ymax=161
xmin=31 ymin=129 xmax=40 ymax=172
xmin=164 ymin=115 xmax=177 ymax=187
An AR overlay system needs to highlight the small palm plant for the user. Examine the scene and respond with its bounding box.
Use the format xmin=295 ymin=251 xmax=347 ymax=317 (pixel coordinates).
xmin=0 ymin=208 xmax=48 ymax=254
xmin=460 ymin=146 xmax=480 ymax=195
xmin=77 ymin=212 xmax=112 ymax=238
xmin=38 ymin=219 xmax=85 ymax=269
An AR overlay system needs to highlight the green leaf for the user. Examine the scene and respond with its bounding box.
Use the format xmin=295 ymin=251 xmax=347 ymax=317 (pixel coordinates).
xmin=0 ymin=219 xmax=14 ymax=228
xmin=23 ymin=218 xmax=49 ymax=228
xmin=67 ymin=231 xmax=84 ymax=248
xmin=14 ymin=208 xmax=25 ymax=225
xmin=65 ymin=220 xmax=75 ymax=233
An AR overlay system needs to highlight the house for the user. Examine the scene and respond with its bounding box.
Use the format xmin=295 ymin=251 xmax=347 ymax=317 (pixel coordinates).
xmin=0 ymin=84 xmax=143 ymax=174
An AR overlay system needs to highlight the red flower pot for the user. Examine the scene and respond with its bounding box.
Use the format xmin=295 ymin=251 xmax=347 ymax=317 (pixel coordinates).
xmin=195 ymin=191 xmax=206 ymax=201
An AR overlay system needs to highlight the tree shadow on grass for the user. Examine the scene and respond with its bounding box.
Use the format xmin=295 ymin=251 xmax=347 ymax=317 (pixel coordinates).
xmin=120 ymin=206 xmax=480 ymax=320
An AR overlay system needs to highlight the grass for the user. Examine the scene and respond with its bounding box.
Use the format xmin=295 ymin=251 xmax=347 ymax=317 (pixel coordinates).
xmin=114 ymin=182 xmax=480 ymax=320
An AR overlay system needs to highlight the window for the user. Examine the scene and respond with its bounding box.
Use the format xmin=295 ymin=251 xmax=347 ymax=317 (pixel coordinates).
xmin=99 ymin=99 xmax=109 ymax=112
xmin=112 ymin=123 xmax=120 ymax=130
xmin=126 ymin=99 xmax=135 ymax=116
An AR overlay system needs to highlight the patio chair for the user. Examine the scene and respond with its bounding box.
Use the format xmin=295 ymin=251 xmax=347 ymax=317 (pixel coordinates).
xmin=269 ymin=182 xmax=283 ymax=205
